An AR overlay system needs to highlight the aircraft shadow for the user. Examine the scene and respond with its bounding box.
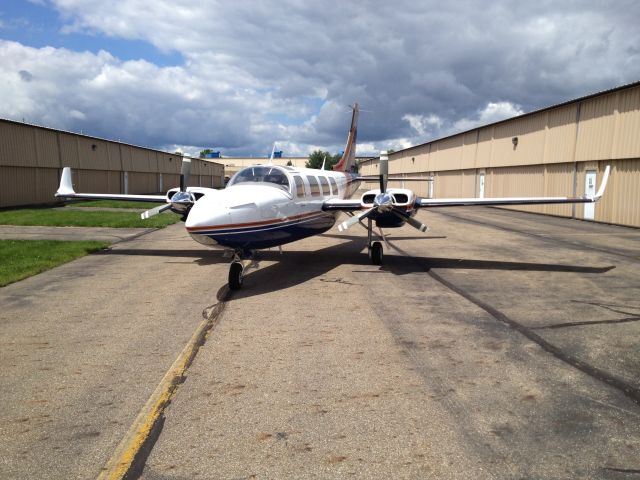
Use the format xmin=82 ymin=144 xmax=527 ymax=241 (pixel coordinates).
xmin=103 ymin=238 xmax=614 ymax=300
xmin=228 ymin=237 xmax=615 ymax=300
xmin=100 ymin=248 xmax=227 ymax=266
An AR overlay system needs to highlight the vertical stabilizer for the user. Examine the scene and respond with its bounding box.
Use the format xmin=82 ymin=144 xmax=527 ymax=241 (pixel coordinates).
xmin=333 ymin=103 xmax=359 ymax=172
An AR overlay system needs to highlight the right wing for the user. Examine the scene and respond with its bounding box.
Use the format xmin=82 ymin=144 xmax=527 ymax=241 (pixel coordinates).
xmin=55 ymin=167 xmax=167 ymax=203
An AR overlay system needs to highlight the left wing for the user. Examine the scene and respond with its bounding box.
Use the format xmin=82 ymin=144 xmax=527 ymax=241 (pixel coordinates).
xmin=322 ymin=165 xmax=610 ymax=212
xmin=417 ymin=165 xmax=610 ymax=208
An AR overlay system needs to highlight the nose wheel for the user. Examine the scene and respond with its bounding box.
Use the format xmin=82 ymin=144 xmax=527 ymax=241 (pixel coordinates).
xmin=228 ymin=261 xmax=244 ymax=290
xmin=227 ymin=250 xmax=256 ymax=290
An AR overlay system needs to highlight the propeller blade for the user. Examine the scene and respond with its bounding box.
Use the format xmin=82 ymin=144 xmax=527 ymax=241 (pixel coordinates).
xmin=379 ymin=150 xmax=389 ymax=193
xmin=180 ymin=158 xmax=191 ymax=192
xmin=140 ymin=203 xmax=172 ymax=219
xmin=338 ymin=208 xmax=374 ymax=232
xmin=391 ymin=209 xmax=429 ymax=232
xmin=405 ymin=215 xmax=429 ymax=232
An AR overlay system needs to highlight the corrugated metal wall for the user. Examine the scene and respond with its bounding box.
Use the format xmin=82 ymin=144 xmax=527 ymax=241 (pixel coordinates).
xmin=360 ymin=83 xmax=640 ymax=228
xmin=0 ymin=120 xmax=225 ymax=207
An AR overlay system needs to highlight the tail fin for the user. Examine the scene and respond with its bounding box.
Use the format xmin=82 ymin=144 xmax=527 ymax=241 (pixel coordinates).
xmin=333 ymin=103 xmax=359 ymax=172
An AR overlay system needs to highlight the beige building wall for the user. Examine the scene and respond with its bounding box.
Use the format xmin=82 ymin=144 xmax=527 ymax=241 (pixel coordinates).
xmin=359 ymin=82 xmax=640 ymax=228
xmin=0 ymin=120 xmax=224 ymax=207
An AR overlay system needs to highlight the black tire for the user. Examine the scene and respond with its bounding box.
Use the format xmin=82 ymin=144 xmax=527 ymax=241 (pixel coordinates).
xmin=229 ymin=262 xmax=244 ymax=290
xmin=371 ymin=241 xmax=383 ymax=265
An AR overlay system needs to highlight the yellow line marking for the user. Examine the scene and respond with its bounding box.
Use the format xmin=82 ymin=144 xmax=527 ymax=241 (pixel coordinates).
xmin=97 ymin=289 xmax=228 ymax=480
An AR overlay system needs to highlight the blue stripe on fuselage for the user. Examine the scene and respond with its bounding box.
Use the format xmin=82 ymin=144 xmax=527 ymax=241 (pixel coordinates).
xmin=191 ymin=211 xmax=338 ymax=250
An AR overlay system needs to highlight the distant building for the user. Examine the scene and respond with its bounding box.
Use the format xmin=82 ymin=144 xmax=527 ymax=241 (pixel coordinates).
xmin=359 ymin=81 xmax=640 ymax=228
xmin=0 ymin=120 xmax=224 ymax=207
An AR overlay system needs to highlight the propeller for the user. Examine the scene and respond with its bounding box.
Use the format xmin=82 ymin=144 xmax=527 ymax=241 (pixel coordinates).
xmin=140 ymin=157 xmax=194 ymax=219
xmin=379 ymin=150 xmax=388 ymax=193
xmin=338 ymin=151 xmax=391 ymax=231
xmin=390 ymin=209 xmax=429 ymax=232
xmin=141 ymin=204 xmax=172 ymax=219
xmin=338 ymin=150 xmax=429 ymax=233
xmin=179 ymin=157 xmax=191 ymax=192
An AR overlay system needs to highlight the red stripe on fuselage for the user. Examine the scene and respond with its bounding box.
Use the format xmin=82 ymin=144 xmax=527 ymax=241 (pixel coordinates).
xmin=186 ymin=211 xmax=327 ymax=232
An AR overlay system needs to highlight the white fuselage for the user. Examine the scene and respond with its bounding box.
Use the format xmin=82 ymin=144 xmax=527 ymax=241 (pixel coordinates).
xmin=185 ymin=165 xmax=360 ymax=251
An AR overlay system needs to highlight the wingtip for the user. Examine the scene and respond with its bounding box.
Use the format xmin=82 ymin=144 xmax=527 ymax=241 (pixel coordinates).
xmin=55 ymin=167 xmax=75 ymax=196
xmin=594 ymin=165 xmax=611 ymax=200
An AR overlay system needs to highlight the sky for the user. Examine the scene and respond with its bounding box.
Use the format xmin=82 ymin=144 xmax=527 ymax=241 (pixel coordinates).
xmin=1 ymin=0 xmax=639 ymax=158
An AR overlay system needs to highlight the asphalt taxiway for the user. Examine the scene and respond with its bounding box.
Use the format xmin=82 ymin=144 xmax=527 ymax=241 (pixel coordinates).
xmin=0 ymin=207 xmax=638 ymax=479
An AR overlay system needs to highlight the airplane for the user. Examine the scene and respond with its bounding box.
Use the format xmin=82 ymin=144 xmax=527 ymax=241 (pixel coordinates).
xmin=56 ymin=103 xmax=611 ymax=290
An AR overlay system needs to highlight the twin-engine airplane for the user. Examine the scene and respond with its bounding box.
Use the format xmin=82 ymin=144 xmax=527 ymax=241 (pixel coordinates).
xmin=56 ymin=103 xmax=610 ymax=290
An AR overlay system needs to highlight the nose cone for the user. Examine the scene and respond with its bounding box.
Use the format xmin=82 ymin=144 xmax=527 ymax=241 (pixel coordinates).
xmin=184 ymin=185 xmax=289 ymax=230
xmin=185 ymin=192 xmax=228 ymax=230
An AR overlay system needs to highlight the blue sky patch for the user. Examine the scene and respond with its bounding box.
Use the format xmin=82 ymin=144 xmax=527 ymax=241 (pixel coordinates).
xmin=0 ymin=0 xmax=183 ymax=65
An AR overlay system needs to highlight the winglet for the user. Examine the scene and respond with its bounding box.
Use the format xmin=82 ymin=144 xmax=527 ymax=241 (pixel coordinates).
xmin=593 ymin=165 xmax=611 ymax=200
xmin=56 ymin=167 xmax=75 ymax=197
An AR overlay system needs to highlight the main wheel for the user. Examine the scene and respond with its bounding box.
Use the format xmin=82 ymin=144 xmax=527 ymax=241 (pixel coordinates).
xmin=370 ymin=241 xmax=383 ymax=265
xmin=229 ymin=262 xmax=244 ymax=290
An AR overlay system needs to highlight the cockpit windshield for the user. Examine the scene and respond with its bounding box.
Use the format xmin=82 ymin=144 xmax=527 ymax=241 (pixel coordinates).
xmin=228 ymin=166 xmax=290 ymax=191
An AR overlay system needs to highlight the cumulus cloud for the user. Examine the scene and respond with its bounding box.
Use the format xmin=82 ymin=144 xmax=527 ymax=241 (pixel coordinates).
xmin=452 ymin=101 xmax=524 ymax=133
xmin=1 ymin=0 xmax=640 ymax=156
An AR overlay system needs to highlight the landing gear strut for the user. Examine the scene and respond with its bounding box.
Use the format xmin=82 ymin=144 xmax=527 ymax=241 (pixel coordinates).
xmin=366 ymin=218 xmax=384 ymax=265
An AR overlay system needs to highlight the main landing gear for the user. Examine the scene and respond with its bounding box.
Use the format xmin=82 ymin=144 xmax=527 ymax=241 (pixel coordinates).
xmin=366 ymin=218 xmax=384 ymax=265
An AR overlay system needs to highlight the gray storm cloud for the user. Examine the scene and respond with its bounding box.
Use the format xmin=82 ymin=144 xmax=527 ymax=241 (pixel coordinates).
xmin=1 ymin=0 xmax=639 ymax=156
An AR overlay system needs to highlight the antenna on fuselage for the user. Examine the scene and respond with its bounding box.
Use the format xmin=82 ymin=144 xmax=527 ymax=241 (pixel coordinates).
xmin=267 ymin=143 xmax=276 ymax=166
xmin=321 ymin=154 xmax=327 ymax=170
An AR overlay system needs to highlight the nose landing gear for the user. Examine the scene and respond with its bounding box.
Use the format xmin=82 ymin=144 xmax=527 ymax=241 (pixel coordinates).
xmin=229 ymin=261 xmax=244 ymax=290
xmin=227 ymin=249 xmax=255 ymax=290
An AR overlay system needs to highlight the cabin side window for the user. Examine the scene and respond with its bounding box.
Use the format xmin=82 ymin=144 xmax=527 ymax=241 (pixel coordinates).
xmin=319 ymin=177 xmax=330 ymax=196
xmin=328 ymin=177 xmax=338 ymax=196
xmin=307 ymin=176 xmax=320 ymax=197
xmin=293 ymin=175 xmax=305 ymax=197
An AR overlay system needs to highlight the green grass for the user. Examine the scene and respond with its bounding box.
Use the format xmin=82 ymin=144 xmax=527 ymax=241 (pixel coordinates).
xmin=70 ymin=199 xmax=165 ymax=208
xmin=0 ymin=208 xmax=180 ymax=228
xmin=0 ymin=240 xmax=109 ymax=287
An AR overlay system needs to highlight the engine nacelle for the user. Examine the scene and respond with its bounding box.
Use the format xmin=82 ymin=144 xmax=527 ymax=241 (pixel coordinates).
xmin=360 ymin=187 xmax=416 ymax=213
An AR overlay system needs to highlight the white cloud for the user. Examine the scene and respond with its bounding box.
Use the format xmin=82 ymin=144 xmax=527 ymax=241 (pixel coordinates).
xmin=452 ymin=101 xmax=524 ymax=133
xmin=402 ymin=114 xmax=443 ymax=137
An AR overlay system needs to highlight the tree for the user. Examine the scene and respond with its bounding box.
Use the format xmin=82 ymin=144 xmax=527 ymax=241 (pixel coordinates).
xmin=286 ymin=160 xmax=293 ymax=166
xmin=306 ymin=150 xmax=341 ymax=170
xmin=199 ymin=149 xmax=214 ymax=158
